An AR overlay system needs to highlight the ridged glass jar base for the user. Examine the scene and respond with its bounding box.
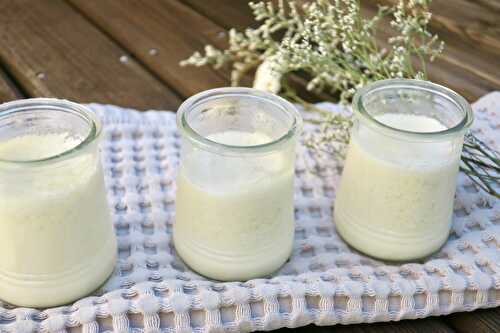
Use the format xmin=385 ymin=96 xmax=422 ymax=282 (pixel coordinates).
xmin=0 ymin=240 xmax=116 ymax=307
xmin=335 ymin=208 xmax=450 ymax=261
xmin=174 ymin=233 xmax=293 ymax=281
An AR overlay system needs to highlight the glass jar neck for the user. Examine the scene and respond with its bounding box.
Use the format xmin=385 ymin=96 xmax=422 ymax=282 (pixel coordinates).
xmin=177 ymin=87 xmax=302 ymax=155
xmin=352 ymin=79 xmax=473 ymax=141
xmin=0 ymin=98 xmax=100 ymax=165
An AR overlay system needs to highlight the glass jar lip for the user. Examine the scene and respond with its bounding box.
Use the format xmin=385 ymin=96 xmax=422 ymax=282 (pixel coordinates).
xmin=353 ymin=79 xmax=473 ymax=140
xmin=177 ymin=87 xmax=303 ymax=154
xmin=0 ymin=98 xmax=100 ymax=164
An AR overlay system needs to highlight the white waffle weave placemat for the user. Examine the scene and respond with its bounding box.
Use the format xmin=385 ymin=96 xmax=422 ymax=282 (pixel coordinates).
xmin=1 ymin=92 xmax=499 ymax=333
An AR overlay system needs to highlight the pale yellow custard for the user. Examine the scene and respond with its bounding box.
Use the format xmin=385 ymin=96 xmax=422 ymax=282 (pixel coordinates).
xmin=335 ymin=114 xmax=460 ymax=260
xmin=0 ymin=134 xmax=116 ymax=307
xmin=174 ymin=130 xmax=294 ymax=281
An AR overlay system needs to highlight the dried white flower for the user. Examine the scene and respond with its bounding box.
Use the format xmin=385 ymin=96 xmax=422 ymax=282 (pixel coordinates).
xmin=253 ymin=59 xmax=282 ymax=93
xmin=182 ymin=0 xmax=444 ymax=156
xmin=181 ymin=0 xmax=499 ymax=197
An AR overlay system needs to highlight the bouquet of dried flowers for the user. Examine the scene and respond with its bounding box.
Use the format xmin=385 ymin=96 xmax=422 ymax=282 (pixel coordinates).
xmin=182 ymin=0 xmax=499 ymax=197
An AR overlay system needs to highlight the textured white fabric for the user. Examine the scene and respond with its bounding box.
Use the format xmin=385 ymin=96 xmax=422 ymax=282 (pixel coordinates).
xmin=1 ymin=92 xmax=499 ymax=333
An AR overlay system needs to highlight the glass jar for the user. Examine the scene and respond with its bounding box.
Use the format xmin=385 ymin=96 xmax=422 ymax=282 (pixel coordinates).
xmin=0 ymin=98 xmax=116 ymax=307
xmin=174 ymin=88 xmax=302 ymax=281
xmin=335 ymin=79 xmax=473 ymax=261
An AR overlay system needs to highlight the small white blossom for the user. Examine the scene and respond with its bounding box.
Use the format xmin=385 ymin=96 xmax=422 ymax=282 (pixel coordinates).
xmin=178 ymin=0 xmax=500 ymax=197
xmin=182 ymin=0 xmax=444 ymax=156
xmin=253 ymin=59 xmax=282 ymax=93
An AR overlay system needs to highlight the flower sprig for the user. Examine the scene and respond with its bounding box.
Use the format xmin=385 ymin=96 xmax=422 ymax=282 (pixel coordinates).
xmin=180 ymin=0 xmax=298 ymax=86
xmin=182 ymin=0 xmax=499 ymax=197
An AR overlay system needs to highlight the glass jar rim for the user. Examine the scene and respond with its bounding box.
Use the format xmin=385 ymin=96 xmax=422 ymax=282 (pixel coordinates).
xmin=0 ymin=98 xmax=100 ymax=164
xmin=177 ymin=87 xmax=303 ymax=154
xmin=353 ymin=79 xmax=473 ymax=140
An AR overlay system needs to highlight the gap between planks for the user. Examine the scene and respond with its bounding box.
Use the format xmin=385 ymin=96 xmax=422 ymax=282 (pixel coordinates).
xmin=65 ymin=0 xmax=185 ymax=107
xmin=67 ymin=0 xmax=231 ymax=100
xmin=0 ymin=64 xmax=25 ymax=102
xmin=0 ymin=0 xmax=181 ymax=110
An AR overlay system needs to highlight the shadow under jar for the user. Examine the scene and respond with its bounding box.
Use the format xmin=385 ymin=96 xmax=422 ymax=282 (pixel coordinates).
xmin=335 ymin=79 xmax=473 ymax=261
xmin=0 ymin=99 xmax=116 ymax=307
xmin=174 ymin=88 xmax=302 ymax=281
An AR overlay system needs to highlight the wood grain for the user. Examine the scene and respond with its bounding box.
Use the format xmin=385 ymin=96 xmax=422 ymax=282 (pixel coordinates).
xmin=181 ymin=0 xmax=257 ymax=30
xmin=361 ymin=1 xmax=498 ymax=102
xmin=374 ymin=0 xmax=500 ymax=89
xmin=376 ymin=0 xmax=500 ymax=55
xmin=446 ymin=307 xmax=500 ymax=333
xmin=0 ymin=0 xmax=180 ymax=110
xmin=0 ymin=66 xmax=23 ymax=102
xmin=430 ymin=0 xmax=500 ymax=55
xmin=271 ymin=317 xmax=455 ymax=333
xmin=68 ymin=0 xmax=229 ymax=99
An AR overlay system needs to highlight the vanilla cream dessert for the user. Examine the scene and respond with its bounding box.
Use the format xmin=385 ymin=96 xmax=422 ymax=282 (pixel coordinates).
xmin=335 ymin=114 xmax=460 ymax=260
xmin=0 ymin=133 xmax=116 ymax=307
xmin=174 ymin=130 xmax=295 ymax=281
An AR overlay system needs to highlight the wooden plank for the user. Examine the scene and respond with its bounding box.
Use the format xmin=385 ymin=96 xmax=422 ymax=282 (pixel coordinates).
xmin=331 ymin=318 xmax=454 ymax=333
xmin=361 ymin=2 xmax=497 ymax=102
xmin=376 ymin=0 xmax=500 ymax=55
xmin=273 ymin=317 xmax=454 ymax=333
xmin=0 ymin=0 xmax=181 ymax=110
xmin=429 ymin=0 xmax=500 ymax=55
xmin=372 ymin=0 xmax=500 ymax=89
xmin=476 ymin=0 xmax=500 ymax=12
xmin=181 ymin=0 xmax=256 ymax=30
xmin=68 ymin=0 xmax=228 ymax=99
xmin=430 ymin=27 xmax=500 ymax=89
xmin=423 ymin=58 xmax=493 ymax=102
xmin=446 ymin=307 xmax=500 ymax=333
xmin=0 ymin=66 xmax=23 ymax=102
